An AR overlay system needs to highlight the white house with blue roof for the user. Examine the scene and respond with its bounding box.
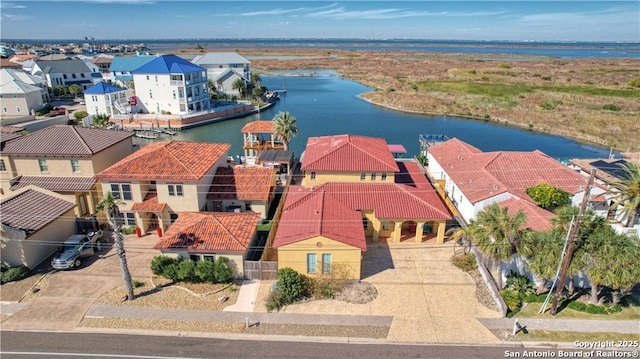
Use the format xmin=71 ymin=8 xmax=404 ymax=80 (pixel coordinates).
xmin=109 ymin=55 xmax=156 ymax=87
xmin=132 ymin=54 xmax=210 ymax=115
xmin=83 ymin=81 xmax=130 ymax=116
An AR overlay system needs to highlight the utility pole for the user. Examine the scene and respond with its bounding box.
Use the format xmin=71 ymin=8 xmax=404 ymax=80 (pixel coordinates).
xmin=550 ymin=168 xmax=596 ymax=315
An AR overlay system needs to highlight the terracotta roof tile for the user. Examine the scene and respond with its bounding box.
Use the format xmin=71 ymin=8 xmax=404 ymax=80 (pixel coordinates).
xmin=499 ymin=197 xmax=554 ymax=232
xmin=208 ymin=166 xmax=275 ymax=201
xmin=241 ymin=121 xmax=275 ymax=133
xmin=428 ymin=138 xmax=589 ymax=203
xmin=131 ymin=192 xmax=167 ymax=212
xmin=274 ymin=190 xmax=366 ymax=250
xmin=1 ymin=125 xmax=133 ymax=156
xmin=1 ymin=187 xmax=75 ymax=234
xmin=301 ymin=135 xmax=400 ymax=173
xmin=97 ymin=141 xmax=230 ymax=182
xmin=10 ymin=176 xmax=96 ymax=192
xmin=154 ymin=212 xmax=260 ymax=252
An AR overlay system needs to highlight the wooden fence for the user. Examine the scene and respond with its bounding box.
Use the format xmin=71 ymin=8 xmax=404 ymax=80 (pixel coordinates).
xmin=244 ymin=260 xmax=278 ymax=280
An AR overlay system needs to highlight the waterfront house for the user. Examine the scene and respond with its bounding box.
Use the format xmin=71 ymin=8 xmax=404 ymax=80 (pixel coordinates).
xmin=0 ymin=68 xmax=49 ymax=119
xmin=241 ymin=120 xmax=285 ymax=160
xmin=1 ymin=186 xmax=76 ymax=269
xmin=96 ymin=140 xmax=230 ymax=234
xmin=206 ymin=166 xmax=276 ymax=218
xmin=154 ymin=211 xmax=261 ymax=278
xmin=132 ymin=54 xmax=210 ymax=115
xmin=83 ymin=81 xmax=130 ymax=117
xmin=1 ymin=125 xmax=135 ymax=217
xmin=109 ymin=54 xmax=155 ymax=87
xmin=425 ymin=137 xmax=605 ymax=229
xmin=191 ymin=52 xmax=251 ymax=96
xmin=31 ymin=59 xmax=98 ymax=90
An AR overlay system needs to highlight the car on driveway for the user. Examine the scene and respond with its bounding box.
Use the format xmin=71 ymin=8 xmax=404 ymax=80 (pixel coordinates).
xmin=51 ymin=230 xmax=103 ymax=270
xmin=49 ymin=107 xmax=66 ymax=116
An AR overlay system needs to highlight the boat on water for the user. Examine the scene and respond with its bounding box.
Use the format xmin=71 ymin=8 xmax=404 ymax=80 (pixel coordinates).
xmin=162 ymin=128 xmax=177 ymax=135
xmin=134 ymin=130 xmax=158 ymax=139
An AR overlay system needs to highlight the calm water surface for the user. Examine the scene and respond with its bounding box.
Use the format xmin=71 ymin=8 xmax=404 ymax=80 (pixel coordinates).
xmin=161 ymin=72 xmax=611 ymax=161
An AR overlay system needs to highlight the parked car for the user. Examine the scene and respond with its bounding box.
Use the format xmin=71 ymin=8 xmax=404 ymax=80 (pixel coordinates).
xmin=51 ymin=230 xmax=103 ymax=270
xmin=49 ymin=107 xmax=66 ymax=116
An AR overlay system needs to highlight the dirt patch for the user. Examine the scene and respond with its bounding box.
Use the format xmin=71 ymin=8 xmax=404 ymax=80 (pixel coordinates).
xmin=0 ymin=273 xmax=47 ymax=302
xmin=247 ymin=323 xmax=389 ymax=338
xmin=334 ymin=282 xmax=378 ymax=304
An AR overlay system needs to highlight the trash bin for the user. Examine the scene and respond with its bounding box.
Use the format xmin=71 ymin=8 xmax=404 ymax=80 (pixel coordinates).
xmin=135 ymin=227 xmax=142 ymax=237
xmin=156 ymin=227 xmax=162 ymax=237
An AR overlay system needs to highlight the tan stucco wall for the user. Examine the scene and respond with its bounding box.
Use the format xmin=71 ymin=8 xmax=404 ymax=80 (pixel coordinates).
xmin=302 ymin=171 xmax=395 ymax=187
xmin=91 ymin=139 xmax=135 ymax=174
xmin=11 ymin=156 xmax=93 ymax=176
xmin=1 ymin=207 xmax=77 ymax=268
xmin=277 ymin=235 xmax=362 ymax=279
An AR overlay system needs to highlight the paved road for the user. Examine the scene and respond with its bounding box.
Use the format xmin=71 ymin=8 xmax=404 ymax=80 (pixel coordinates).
xmin=1 ymin=330 xmax=602 ymax=359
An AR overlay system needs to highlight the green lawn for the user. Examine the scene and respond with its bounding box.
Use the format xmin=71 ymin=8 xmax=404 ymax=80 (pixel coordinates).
xmin=516 ymin=330 xmax=640 ymax=342
xmin=517 ymin=301 xmax=640 ymax=320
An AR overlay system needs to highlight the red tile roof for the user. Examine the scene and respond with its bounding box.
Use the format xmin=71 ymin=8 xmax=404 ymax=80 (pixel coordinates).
xmin=1 ymin=125 xmax=133 ymax=156
xmin=301 ymin=134 xmax=400 ymax=173
xmin=499 ymin=197 xmax=555 ymax=232
xmin=154 ymin=212 xmax=260 ymax=253
xmin=10 ymin=176 xmax=96 ymax=192
xmin=97 ymin=141 xmax=230 ymax=182
xmin=1 ymin=187 xmax=75 ymax=235
xmin=208 ymin=166 xmax=275 ymax=201
xmin=274 ymin=189 xmax=366 ymax=250
xmin=131 ymin=192 xmax=167 ymax=212
xmin=241 ymin=121 xmax=275 ymax=133
xmin=428 ymin=138 xmax=589 ymax=203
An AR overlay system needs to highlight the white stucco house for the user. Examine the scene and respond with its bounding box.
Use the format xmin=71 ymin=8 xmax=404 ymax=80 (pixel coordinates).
xmin=191 ymin=52 xmax=250 ymax=96
xmin=83 ymin=81 xmax=130 ymax=116
xmin=0 ymin=68 xmax=49 ymax=119
xmin=132 ymin=54 xmax=210 ymax=115
xmin=31 ymin=59 xmax=100 ymax=90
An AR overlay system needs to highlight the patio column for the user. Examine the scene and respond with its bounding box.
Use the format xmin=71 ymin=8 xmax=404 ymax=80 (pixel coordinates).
xmin=415 ymin=222 xmax=425 ymax=243
xmin=436 ymin=220 xmax=446 ymax=244
xmin=393 ymin=221 xmax=402 ymax=243
xmin=87 ymin=192 xmax=96 ymax=214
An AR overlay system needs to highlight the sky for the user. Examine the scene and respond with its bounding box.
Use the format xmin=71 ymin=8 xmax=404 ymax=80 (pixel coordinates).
xmin=1 ymin=1 xmax=639 ymax=42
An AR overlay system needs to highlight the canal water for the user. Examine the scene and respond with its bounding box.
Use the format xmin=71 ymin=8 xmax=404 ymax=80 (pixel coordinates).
xmin=160 ymin=70 xmax=611 ymax=161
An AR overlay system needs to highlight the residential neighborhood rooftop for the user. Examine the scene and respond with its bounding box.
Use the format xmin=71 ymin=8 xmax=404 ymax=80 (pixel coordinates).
xmin=10 ymin=176 xmax=96 ymax=192
xmin=241 ymin=121 xmax=275 ymax=134
xmin=97 ymin=140 xmax=230 ymax=182
xmin=0 ymin=187 xmax=76 ymax=235
xmin=84 ymin=81 xmax=126 ymax=94
xmin=133 ymin=54 xmax=204 ymax=74
xmin=208 ymin=166 xmax=275 ymax=201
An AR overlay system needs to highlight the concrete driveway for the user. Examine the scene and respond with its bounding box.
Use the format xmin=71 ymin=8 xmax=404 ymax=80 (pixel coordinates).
xmin=273 ymin=242 xmax=502 ymax=344
xmin=1 ymin=232 xmax=160 ymax=331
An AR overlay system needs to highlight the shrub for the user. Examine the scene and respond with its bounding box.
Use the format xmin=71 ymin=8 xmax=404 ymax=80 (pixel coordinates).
xmin=121 ymin=226 xmax=136 ymax=235
xmin=499 ymin=63 xmax=511 ymax=69
xmin=35 ymin=105 xmax=53 ymax=116
xmin=506 ymin=271 xmax=536 ymax=296
xmin=522 ymin=294 xmax=547 ymax=303
xmin=451 ymin=253 xmax=477 ymax=272
xmin=1 ymin=265 xmax=31 ymax=284
xmin=628 ymin=77 xmax=640 ymax=88
xmin=501 ymin=288 xmax=522 ymax=313
xmin=151 ymin=255 xmax=180 ymax=276
xmin=602 ymin=103 xmax=620 ymax=111
xmin=213 ymin=257 xmax=234 ymax=283
xmin=176 ymin=260 xmax=197 ymax=282
xmin=276 ymin=268 xmax=310 ymax=303
xmin=73 ymin=111 xmax=88 ymax=120
xmin=540 ymin=99 xmax=562 ymax=110
xmin=265 ymin=290 xmax=287 ymax=312
xmin=195 ymin=259 xmax=216 ymax=283
xmin=132 ymin=280 xmax=144 ymax=288
xmin=526 ymin=182 xmax=571 ymax=210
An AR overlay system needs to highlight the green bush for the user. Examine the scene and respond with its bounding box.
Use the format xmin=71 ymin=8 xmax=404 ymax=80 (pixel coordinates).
xmin=523 ymin=294 xmax=547 ymax=303
xmin=35 ymin=105 xmax=53 ymax=116
xmin=501 ymin=288 xmax=522 ymax=313
xmin=213 ymin=257 xmax=233 ymax=283
xmin=195 ymin=259 xmax=216 ymax=283
xmin=451 ymin=253 xmax=477 ymax=272
xmin=150 ymin=255 xmax=180 ymax=276
xmin=132 ymin=280 xmax=144 ymax=288
xmin=265 ymin=290 xmax=287 ymax=312
xmin=602 ymin=103 xmax=620 ymax=111
xmin=162 ymin=263 xmax=180 ymax=281
xmin=276 ymin=268 xmax=310 ymax=304
xmin=540 ymin=99 xmax=562 ymax=110
xmin=499 ymin=63 xmax=511 ymax=69
xmin=628 ymin=77 xmax=640 ymax=88
xmin=1 ymin=265 xmax=31 ymax=284
xmin=176 ymin=260 xmax=197 ymax=282
xmin=73 ymin=111 xmax=88 ymax=120
xmin=505 ymin=271 xmax=536 ymax=297
xmin=121 ymin=226 xmax=136 ymax=235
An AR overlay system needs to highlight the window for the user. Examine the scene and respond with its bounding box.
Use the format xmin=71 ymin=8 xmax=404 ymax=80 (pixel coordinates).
xmin=360 ymin=172 xmax=366 ymax=181
xmin=155 ymin=76 xmax=158 ymax=82
xmin=38 ymin=159 xmax=48 ymax=172
xmin=2 ymin=107 xmax=6 ymax=113
xmin=63 ymin=74 xmax=68 ymax=79
xmin=110 ymin=183 xmax=132 ymax=200
xmin=382 ymin=221 xmax=390 ymax=230
xmin=0 ymin=159 xmax=6 ymax=171
xmin=310 ymin=172 xmax=316 ymax=180
xmin=70 ymin=159 xmax=80 ymax=173
xmin=306 ymin=253 xmax=317 ymax=274
xmin=322 ymin=254 xmax=332 ymax=274
xmin=362 ymin=218 xmax=369 ymax=230
xmin=80 ymin=73 xmax=85 ymax=78
xmin=149 ymin=90 xmax=153 ymax=99
xmin=168 ymin=184 xmax=183 ymax=196
xmin=72 ymin=74 xmax=76 ymax=79
xmin=146 ymin=75 xmax=150 ymax=80
xmin=125 ymin=212 xmax=136 ymax=226
xmin=381 ymin=173 xmax=387 ymax=181
xmin=371 ymin=173 xmax=376 ymax=181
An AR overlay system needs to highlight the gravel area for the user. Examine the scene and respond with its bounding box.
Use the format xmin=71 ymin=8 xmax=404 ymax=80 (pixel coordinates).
xmin=0 ymin=273 xmax=46 ymax=302
xmin=246 ymin=323 xmax=389 ymax=338
xmin=80 ymin=318 xmax=245 ymax=333
xmin=469 ymin=270 xmax=500 ymax=312
xmin=94 ymin=277 xmax=240 ymax=311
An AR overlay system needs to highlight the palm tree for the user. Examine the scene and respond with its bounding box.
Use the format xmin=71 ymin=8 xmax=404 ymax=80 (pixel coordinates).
xmin=467 ymin=203 xmax=528 ymax=288
xmin=607 ymin=161 xmax=640 ymax=228
xmin=231 ymin=78 xmax=247 ymax=98
xmin=250 ymin=73 xmax=262 ymax=87
xmin=96 ymin=192 xmax=134 ymax=300
xmin=272 ymin=111 xmax=298 ymax=151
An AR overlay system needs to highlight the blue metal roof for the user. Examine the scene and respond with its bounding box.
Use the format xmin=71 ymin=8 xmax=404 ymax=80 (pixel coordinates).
xmin=84 ymin=82 xmax=126 ymax=94
xmin=109 ymin=55 xmax=155 ymax=73
xmin=132 ymin=54 xmax=204 ymax=74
